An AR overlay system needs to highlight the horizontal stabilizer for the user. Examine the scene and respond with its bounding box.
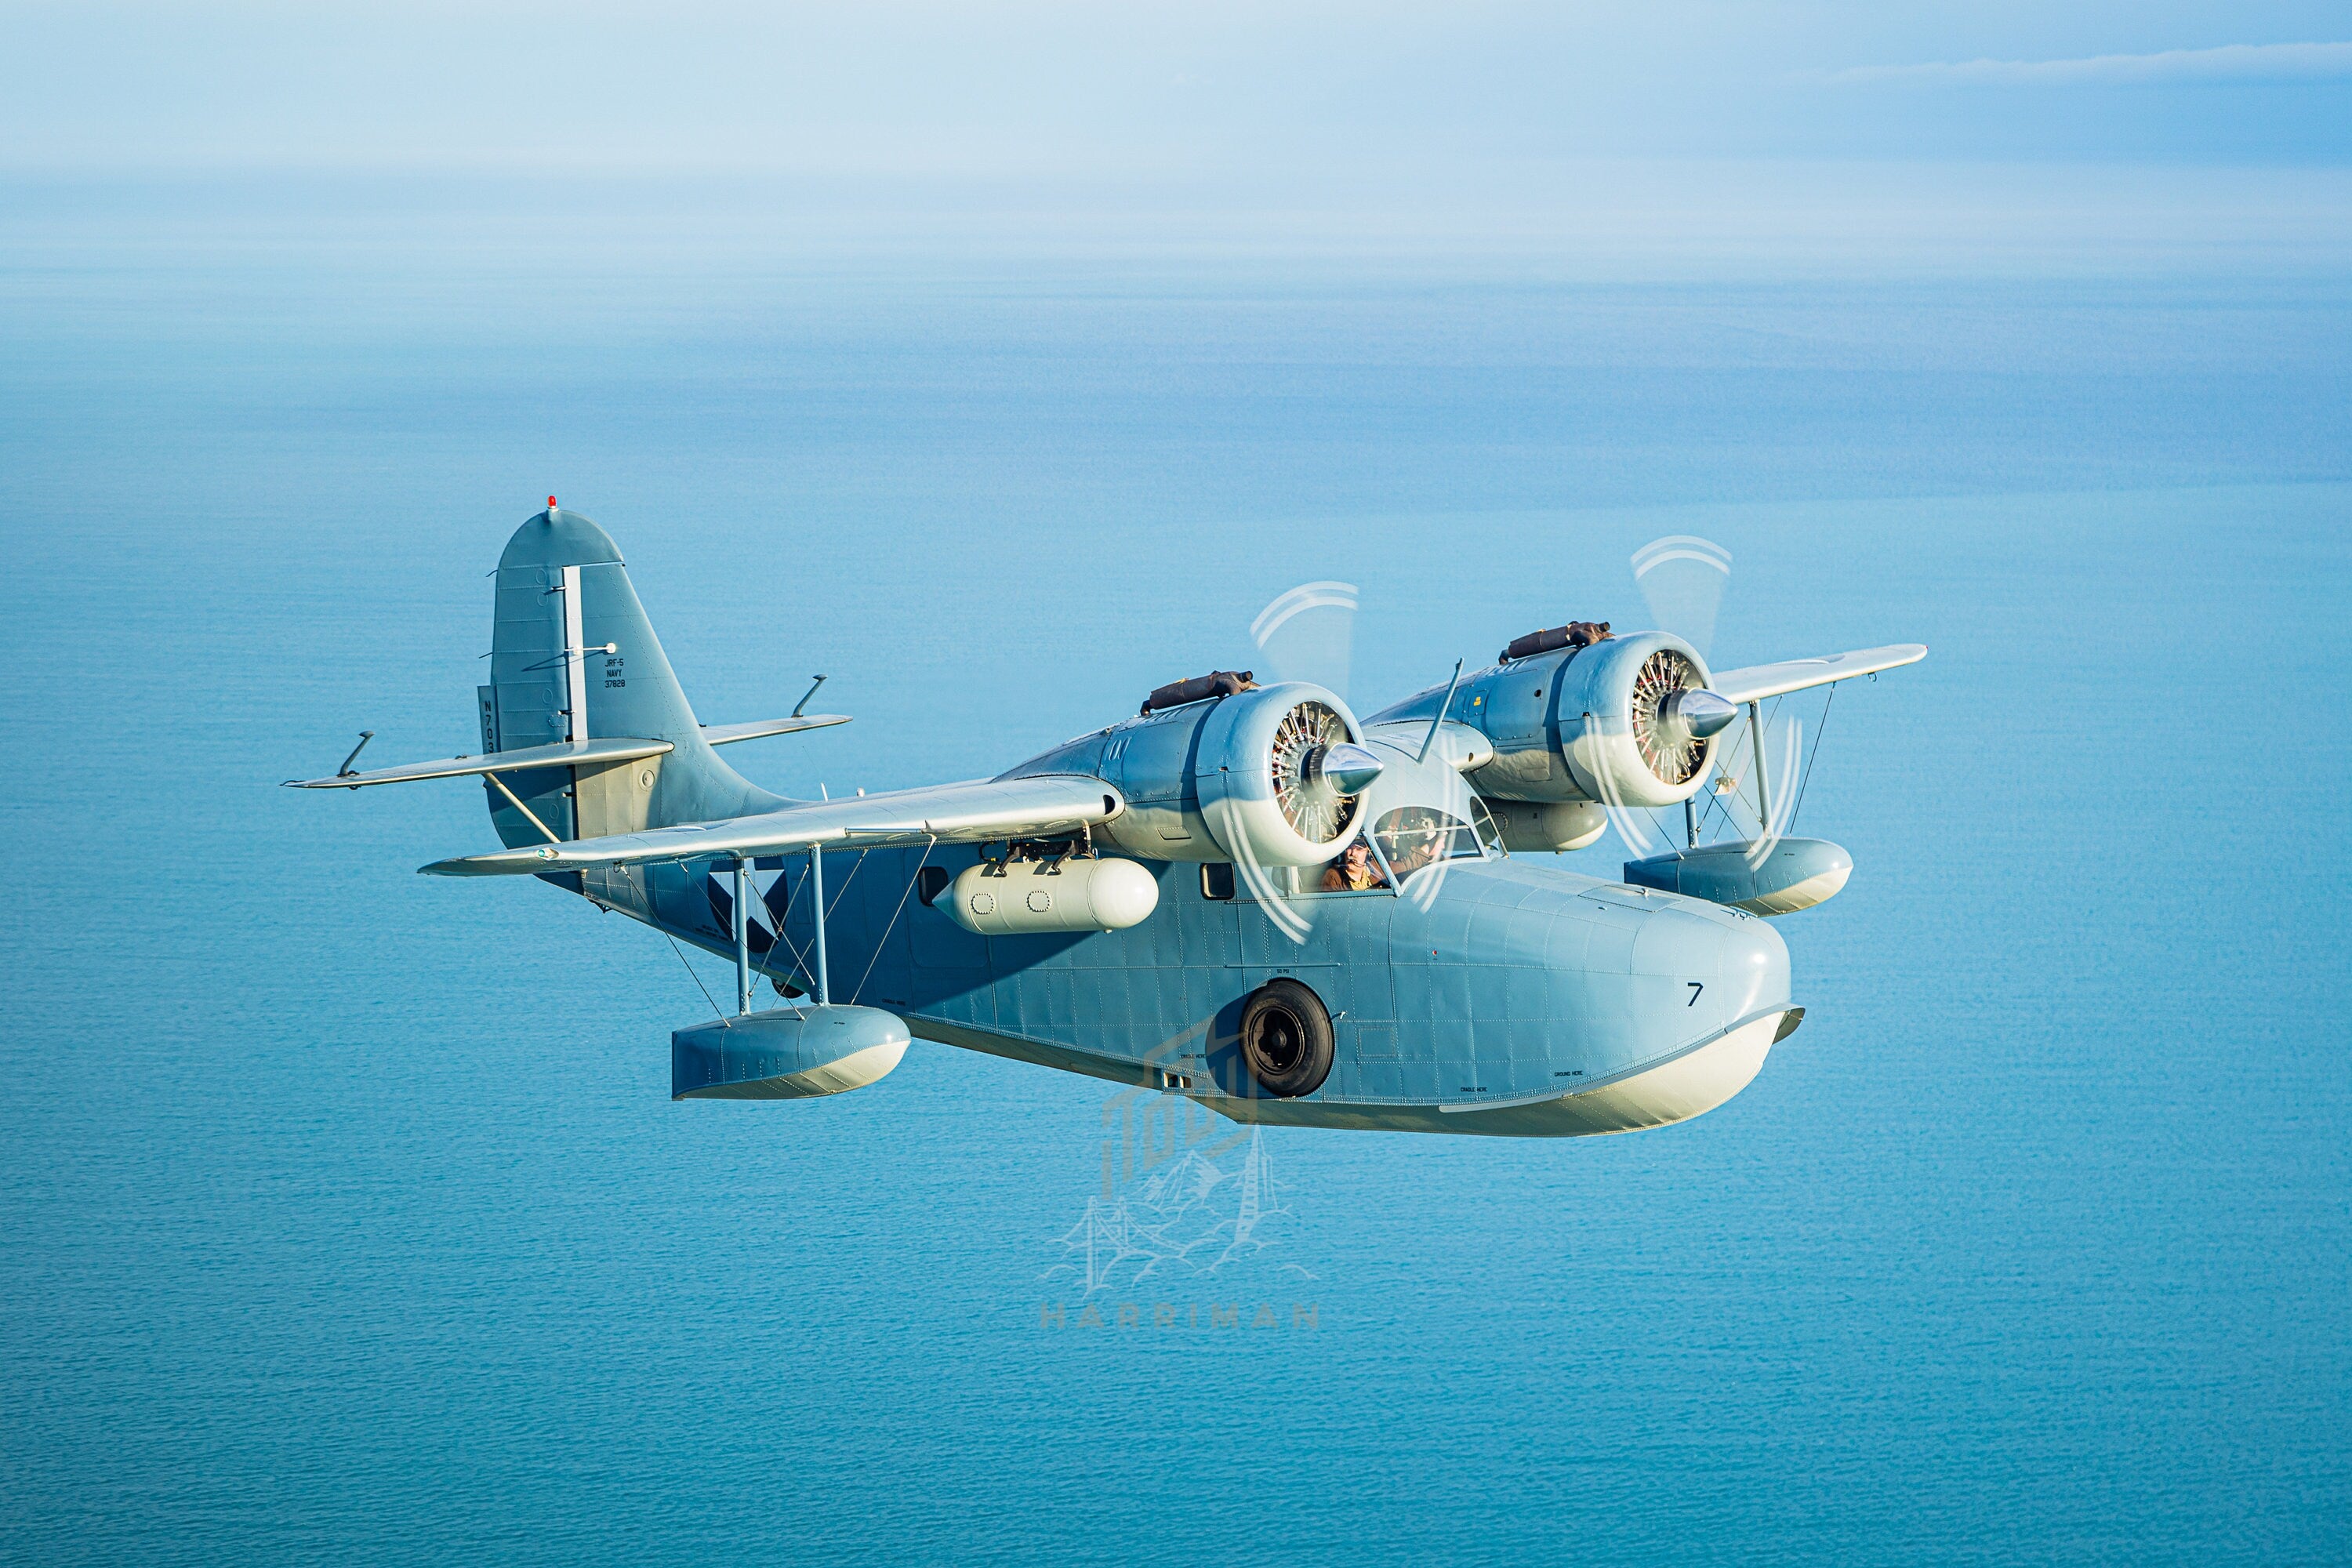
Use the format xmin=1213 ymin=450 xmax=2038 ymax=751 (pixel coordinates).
xmin=700 ymin=715 xmax=851 ymax=746
xmin=285 ymin=736 xmax=674 ymax=789
xmin=1708 ymin=644 xmax=1926 ymax=705
xmin=421 ymin=773 xmax=1124 ymax=876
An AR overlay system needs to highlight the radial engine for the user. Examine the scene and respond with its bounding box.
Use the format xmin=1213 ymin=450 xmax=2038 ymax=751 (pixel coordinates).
xmin=1009 ymin=679 xmax=1385 ymax=871
xmin=1377 ymin=630 xmax=1737 ymax=812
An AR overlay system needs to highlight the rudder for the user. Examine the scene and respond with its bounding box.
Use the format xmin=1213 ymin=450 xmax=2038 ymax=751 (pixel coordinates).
xmin=480 ymin=501 xmax=781 ymax=848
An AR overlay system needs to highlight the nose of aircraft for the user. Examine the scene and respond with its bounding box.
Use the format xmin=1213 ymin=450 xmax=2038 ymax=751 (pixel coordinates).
xmin=1712 ymin=908 xmax=1792 ymax=1023
xmin=1625 ymin=895 xmax=1791 ymax=1022
xmin=1564 ymin=897 xmax=1794 ymax=1134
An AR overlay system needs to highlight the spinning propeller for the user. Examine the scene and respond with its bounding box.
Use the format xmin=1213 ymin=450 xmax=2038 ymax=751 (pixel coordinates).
xmin=1215 ymin=538 xmax=1826 ymax=943
xmin=1229 ymin=579 xmax=1474 ymax=942
xmin=1625 ymin=535 xmax=1800 ymax=866
xmin=1248 ymin=581 xmax=1359 ymax=704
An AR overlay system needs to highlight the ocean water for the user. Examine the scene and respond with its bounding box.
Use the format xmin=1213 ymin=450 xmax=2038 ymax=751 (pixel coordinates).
xmin=2 ymin=180 xmax=2349 ymax=1564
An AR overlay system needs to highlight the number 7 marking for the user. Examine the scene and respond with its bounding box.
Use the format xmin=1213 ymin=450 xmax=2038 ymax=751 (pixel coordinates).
xmin=1686 ymin=982 xmax=1704 ymax=1007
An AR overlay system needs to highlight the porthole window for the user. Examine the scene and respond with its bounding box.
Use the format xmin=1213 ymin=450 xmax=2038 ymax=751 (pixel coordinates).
xmin=1200 ymin=862 xmax=1236 ymax=901
xmin=916 ymin=866 xmax=950 ymax=906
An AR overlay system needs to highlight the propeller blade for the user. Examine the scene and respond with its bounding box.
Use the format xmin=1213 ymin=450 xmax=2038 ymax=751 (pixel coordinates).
xmin=1250 ymin=580 xmax=1357 ymax=702
xmin=1399 ymin=765 xmax=1478 ymax=912
xmin=1577 ymin=722 xmax=1656 ymax=856
xmin=1632 ymin=535 xmax=1732 ymax=659
xmin=1236 ymin=581 xmax=1369 ymax=944
xmin=1201 ymin=795 xmax=1314 ymax=945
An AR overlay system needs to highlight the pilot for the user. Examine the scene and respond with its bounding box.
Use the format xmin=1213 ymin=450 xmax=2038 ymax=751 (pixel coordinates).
xmin=1321 ymin=838 xmax=1388 ymax=892
xmin=1385 ymin=812 xmax=1454 ymax=876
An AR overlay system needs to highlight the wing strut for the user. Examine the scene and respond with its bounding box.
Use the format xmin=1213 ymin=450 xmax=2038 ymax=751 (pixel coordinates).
xmin=1746 ymin=702 xmax=1772 ymax=829
xmin=732 ymin=856 xmax=753 ymax=1017
xmin=723 ymin=842 xmax=830 ymax=1019
xmin=809 ymin=843 xmax=830 ymax=1004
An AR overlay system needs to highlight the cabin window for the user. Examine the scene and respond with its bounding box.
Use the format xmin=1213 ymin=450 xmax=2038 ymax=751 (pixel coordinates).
xmin=1200 ymin=862 xmax=1236 ymax=901
xmin=1372 ymin=807 xmax=1483 ymax=877
xmin=916 ymin=866 xmax=950 ymax=906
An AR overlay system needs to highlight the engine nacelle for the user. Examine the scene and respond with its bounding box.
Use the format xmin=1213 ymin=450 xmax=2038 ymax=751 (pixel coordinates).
xmin=1373 ymin=631 xmax=1722 ymax=810
xmin=1553 ymin=632 xmax=1720 ymax=809
xmin=1007 ymin=681 xmax=1372 ymax=866
xmin=1192 ymin=683 xmax=1372 ymax=870
xmin=1486 ymin=799 xmax=1607 ymax=852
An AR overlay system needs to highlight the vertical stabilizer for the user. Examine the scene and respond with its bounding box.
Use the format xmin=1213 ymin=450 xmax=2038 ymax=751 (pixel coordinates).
xmin=483 ymin=503 xmax=781 ymax=848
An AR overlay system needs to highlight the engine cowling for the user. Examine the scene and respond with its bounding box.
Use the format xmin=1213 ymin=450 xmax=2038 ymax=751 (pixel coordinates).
xmin=1005 ymin=681 xmax=1374 ymax=866
xmin=1192 ymin=684 xmax=1372 ymax=869
xmin=1366 ymin=630 xmax=1728 ymax=809
xmin=1553 ymin=631 xmax=1722 ymax=810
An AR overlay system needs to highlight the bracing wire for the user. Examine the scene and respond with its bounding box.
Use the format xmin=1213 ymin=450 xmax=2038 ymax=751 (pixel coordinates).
xmin=616 ymin=862 xmax=731 ymax=1024
xmin=662 ymin=928 xmax=730 ymax=1025
xmin=1697 ymin=720 xmax=1751 ymax=843
xmin=825 ymin=848 xmax=869 ymax=923
xmin=1705 ymin=780 xmax=1739 ymax=841
xmin=759 ymin=859 xmax=816 ymax=996
xmin=852 ymin=836 xmax=938 ymax=1006
xmin=1788 ymin=683 xmax=1837 ymax=833
xmin=756 ymin=846 xmax=874 ymax=1002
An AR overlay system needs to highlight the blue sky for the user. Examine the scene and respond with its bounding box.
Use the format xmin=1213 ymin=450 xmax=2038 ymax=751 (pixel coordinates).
xmin=4 ymin=3 xmax=2350 ymax=285
xmin=6 ymin=2 xmax=2350 ymax=171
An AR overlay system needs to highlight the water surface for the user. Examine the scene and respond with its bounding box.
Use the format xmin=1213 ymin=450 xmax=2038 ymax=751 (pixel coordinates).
xmin=2 ymin=181 xmax=2348 ymax=1564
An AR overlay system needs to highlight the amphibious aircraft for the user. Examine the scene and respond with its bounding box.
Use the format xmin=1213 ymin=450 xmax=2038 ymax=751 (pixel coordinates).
xmin=290 ymin=503 xmax=1922 ymax=1137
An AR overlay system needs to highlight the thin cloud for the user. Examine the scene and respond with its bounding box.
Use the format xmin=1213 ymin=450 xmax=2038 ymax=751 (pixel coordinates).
xmin=1827 ymin=41 xmax=2352 ymax=86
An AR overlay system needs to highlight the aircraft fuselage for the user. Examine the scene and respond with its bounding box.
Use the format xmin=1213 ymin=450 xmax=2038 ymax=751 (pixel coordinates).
xmin=577 ymin=846 xmax=1794 ymax=1137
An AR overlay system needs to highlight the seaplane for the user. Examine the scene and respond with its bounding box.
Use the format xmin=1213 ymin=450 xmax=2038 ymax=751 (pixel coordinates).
xmin=289 ymin=503 xmax=1923 ymax=1136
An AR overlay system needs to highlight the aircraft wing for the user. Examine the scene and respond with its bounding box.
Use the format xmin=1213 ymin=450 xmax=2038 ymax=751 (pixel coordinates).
xmin=419 ymin=773 xmax=1123 ymax=877
xmin=1708 ymin=644 xmax=1926 ymax=705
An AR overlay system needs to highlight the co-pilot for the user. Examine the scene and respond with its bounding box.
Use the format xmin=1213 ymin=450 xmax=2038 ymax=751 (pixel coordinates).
xmin=1321 ymin=837 xmax=1388 ymax=892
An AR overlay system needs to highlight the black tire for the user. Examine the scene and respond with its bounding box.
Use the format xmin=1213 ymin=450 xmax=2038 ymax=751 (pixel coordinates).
xmin=1239 ymin=978 xmax=1334 ymax=1098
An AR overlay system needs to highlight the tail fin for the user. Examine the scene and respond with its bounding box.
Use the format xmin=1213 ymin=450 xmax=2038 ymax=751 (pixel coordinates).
xmin=481 ymin=503 xmax=781 ymax=847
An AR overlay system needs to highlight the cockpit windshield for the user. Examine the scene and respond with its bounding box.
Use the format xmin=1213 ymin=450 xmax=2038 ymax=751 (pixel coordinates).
xmin=1373 ymin=807 xmax=1483 ymax=877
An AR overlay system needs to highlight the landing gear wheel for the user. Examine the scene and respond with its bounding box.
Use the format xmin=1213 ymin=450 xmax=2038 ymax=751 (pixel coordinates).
xmin=1239 ymin=978 xmax=1334 ymax=1098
